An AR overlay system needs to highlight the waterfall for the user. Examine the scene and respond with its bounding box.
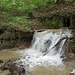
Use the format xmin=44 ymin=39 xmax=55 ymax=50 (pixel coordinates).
xmin=19 ymin=29 xmax=72 ymax=70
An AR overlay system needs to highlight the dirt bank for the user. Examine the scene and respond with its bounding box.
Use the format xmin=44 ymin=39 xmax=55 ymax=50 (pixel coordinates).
xmin=0 ymin=25 xmax=34 ymax=50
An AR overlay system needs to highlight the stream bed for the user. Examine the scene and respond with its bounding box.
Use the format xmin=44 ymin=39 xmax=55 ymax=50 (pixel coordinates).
xmin=0 ymin=49 xmax=75 ymax=75
xmin=0 ymin=29 xmax=75 ymax=75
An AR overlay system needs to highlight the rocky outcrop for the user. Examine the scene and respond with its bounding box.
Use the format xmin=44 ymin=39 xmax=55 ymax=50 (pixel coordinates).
xmin=68 ymin=30 xmax=75 ymax=54
xmin=0 ymin=60 xmax=3 ymax=63
xmin=0 ymin=59 xmax=26 ymax=75
xmin=71 ymin=30 xmax=75 ymax=53
xmin=0 ymin=25 xmax=34 ymax=50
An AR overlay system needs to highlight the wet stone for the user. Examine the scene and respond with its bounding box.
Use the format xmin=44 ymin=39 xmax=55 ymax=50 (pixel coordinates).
xmin=69 ymin=73 xmax=74 ymax=75
xmin=0 ymin=59 xmax=26 ymax=75
xmin=0 ymin=60 xmax=3 ymax=63
xmin=19 ymin=65 xmax=26 ymax=75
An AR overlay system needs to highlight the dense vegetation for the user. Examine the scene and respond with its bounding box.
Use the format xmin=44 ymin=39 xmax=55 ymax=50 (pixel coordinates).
xmin=0 ymin=0 xmax=75 ymax=30
xmin=0 ymin=0 xmax=75 ymax=52
xmin=0 ymin=0 xmax=75 ymax=10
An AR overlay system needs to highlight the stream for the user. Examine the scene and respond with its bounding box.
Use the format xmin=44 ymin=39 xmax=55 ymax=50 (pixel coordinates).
xmin=0 ymin=28 xmax=75 ymax=75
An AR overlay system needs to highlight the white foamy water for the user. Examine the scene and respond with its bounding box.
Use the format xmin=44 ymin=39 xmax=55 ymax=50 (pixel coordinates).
xmin=70 ymin=69 xmax=75 ymax=74
xmin=19 ymin=29 xmax=72 ymax=70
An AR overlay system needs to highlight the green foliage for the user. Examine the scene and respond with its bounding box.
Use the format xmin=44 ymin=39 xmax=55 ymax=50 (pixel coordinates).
xmin=1 ymin=0 xmax=36 ymax=10
xmin=0 ymin=11 xmax=32 ymax=31
xmin=69 ymin=15 xmax=75 ymax=29
xmin=0 ymin=0 xmax=75 ymax=11
xmin=40 ymin=16 xmax=61 ymax=29
xmin=0 ymin=0 xmax=62 ymax=11
xmin=0 ymin=0 xmax=75 ymax=31
xmin=0 ymin=0 xmax=50 ymax=10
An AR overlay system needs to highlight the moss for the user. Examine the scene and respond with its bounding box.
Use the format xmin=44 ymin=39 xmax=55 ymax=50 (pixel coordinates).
xmin=50 ymin=16 xmax=61 ymax=28
xmin=39 ymin=16 xmax=61 ymax=29
xmin=69 ymin=15 xmax=75 ymax=29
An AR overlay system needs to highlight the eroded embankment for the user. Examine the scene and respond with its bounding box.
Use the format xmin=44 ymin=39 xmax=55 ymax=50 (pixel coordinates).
xmin=0 ymin=29 xmax=75 ymax=75
xmin=0 ymin=26 xmax=75 ymax=56
xmin=0 ymin=25 xmax=34 ymax=50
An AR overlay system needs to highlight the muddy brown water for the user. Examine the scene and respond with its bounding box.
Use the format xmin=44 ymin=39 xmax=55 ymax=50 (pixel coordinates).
xmin=29 ymin=61 xmax=75 ymax=75
xmin=0 ymin=49 xmax=75 ymax=75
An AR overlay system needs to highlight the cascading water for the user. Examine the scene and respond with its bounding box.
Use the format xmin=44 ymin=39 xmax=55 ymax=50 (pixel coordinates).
xmin=19 ymin=29 xmax=72 ymax=70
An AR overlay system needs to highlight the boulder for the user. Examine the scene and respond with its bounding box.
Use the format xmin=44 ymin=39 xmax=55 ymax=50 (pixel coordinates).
xmin=0 ymin=60 xmax=3 ymax=63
